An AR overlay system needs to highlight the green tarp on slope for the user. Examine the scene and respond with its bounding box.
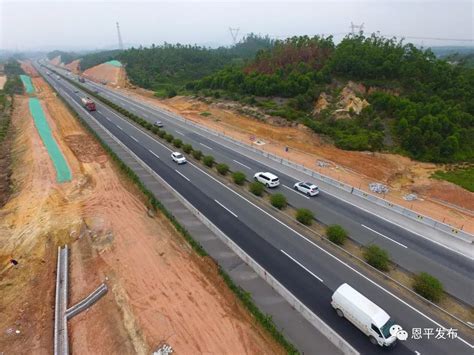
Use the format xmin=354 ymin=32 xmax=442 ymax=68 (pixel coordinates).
xmin=28 ymin=98 xmax=72 ymax=183
xmin=20 ymin=75 xmax=34 ymax=93
xmin=105 ymin=60 xmax=122 ymax=67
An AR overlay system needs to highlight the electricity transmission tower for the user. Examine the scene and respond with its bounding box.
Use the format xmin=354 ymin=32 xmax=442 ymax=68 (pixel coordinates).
xmin=350 ymin=22 xmax=364 ymax=34
xmin=229 ymin=27 xmax=240 ymax=45
xmin=116 ymin=21 xmax=124 ymax=50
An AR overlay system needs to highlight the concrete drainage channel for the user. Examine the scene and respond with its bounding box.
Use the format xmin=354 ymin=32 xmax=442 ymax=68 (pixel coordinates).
xmin=54 ymin=245 xmax=108 ymax=355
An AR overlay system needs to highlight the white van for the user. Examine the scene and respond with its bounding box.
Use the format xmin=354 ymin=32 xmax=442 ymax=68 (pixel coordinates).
xmin=331 ymin=283 xmax=399 ymax=347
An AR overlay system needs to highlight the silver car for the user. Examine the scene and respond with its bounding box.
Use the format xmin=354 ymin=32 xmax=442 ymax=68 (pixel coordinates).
xmin=294 ymin=182 xmax=319 ymax=196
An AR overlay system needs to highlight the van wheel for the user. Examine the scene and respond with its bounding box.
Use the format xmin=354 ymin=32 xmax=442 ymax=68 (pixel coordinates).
xmin=336 ymin=309 xmax=344 ymax=318
xmin=266 ymin=183 xmax=270 ymax=187
xmin=369 ymin=336 xmax=377 ymax=345
xmin=254 ymin=177 xmax=258 ymax=181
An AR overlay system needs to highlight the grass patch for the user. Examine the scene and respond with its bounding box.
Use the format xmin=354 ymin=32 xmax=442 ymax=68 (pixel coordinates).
xmin=432 ymin=167 xmax=474 ymax=192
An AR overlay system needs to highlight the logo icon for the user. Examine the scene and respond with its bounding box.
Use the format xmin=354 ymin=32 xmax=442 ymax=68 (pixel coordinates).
xmin=389 ymin=324 xmax=408 ymax=341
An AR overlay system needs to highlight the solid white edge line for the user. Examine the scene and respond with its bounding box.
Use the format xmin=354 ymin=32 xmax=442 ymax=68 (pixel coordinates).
xmin=200 ymin=142 xmax=213 ymax=150
xmin=233 ymin=159 xmax=252 ymax=170
xmin=281 ymin=250 xmax=323 ymax=282
xmin=148 ymin=149 xmax=160 ymax=159
xmin=59 ymin=78 xmax=473 ymax=349
xmin=361 ymin=224 xmax=408 ymax=248
xmin=175 ymin=169 xmax=190 ymax=182
xmin=214 ymin=199 xmax=239 ymax=218
xmin=130 ymin=136 xmax=139 ymax=143
xmin=282 ymin=184 xmax=310 ymax=199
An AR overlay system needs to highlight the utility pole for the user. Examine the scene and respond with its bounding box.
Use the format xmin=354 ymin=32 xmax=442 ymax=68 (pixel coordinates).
xmin=229 ymin=27 xmax=240 ymax=45
xmin=350 ymin=22 xmax=365 ymax=34
xmin=116 ymin=21 xmax=124 ymax=50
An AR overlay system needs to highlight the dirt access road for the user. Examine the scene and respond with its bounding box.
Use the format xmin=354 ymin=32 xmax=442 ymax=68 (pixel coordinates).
xmin=116 ymin=87 xmax=473 ymax=233
xmin=0 ymin=62 xmax=283 ymax=354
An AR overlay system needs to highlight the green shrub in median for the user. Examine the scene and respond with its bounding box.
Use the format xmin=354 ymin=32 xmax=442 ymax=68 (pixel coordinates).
xmin=182 ymin=144 xmax=193 ymax=154
xmin=151 ymin=126 xmax=160 ymax=134
xmin=203 ymin=155 xmax=215 ymax=167
xmin=158 ymin=130 xmax=167 ymax=138
xmin=363 ymin=245 xmax=390 ymax=271
xmin=172 ymin=138 xmax=183 ymax=148
xmin=249 ymin=181 xmax=265 ymax=196
xmin=413 ymin=272 xmax=444 ymax=303
xmin=296 ymin=208 xmax=314 ymax=225
xmin=165 ymin=133 xmax=174 ymax=143
xmin=232 ymin=171 xmax=246 ymax=185
xmin=216 ymin=163 xmax=229 ymax=175
xmin=270 ymin=193 xmax=287 ymax=209
xmin=192 ymin=149 xmax=203 ymax=160
xmin=326 ymin=224 xmax=347 ymax=245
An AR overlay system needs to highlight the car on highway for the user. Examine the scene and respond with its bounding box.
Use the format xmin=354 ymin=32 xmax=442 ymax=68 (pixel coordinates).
xmin=294 ymin=182 xmax=319 ymax=196
xmin=253 ymin=172 xmax=280 ymax=188
xmin=153 ymin=121 xmax=164 ymax=128
xmin=331 ymin=283 xmax=400 ymax=347
xmin=171 ymin=152 xmax=186 ymax=164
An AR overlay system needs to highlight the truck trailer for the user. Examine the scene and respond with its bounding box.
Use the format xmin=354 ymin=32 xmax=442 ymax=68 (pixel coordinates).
xmin=331 ymin=283 xmax=399 ymax=347
xmin=81 ymin=97 xmax=96 ymax=111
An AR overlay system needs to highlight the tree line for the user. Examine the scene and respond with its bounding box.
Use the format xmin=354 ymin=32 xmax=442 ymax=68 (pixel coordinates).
xmin=190 ymin=34 xmax=474 ymax=163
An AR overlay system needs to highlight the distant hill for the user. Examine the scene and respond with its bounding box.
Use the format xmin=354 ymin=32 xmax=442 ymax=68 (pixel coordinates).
xmin=191 ymin=34 xmax=474 ymax=163
xmin=47 ymin=34 xmax=274 ymax=92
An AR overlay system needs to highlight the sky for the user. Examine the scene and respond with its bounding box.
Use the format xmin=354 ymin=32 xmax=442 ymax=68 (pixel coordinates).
xmin=0 ymin=0 xmax=473 ymax=51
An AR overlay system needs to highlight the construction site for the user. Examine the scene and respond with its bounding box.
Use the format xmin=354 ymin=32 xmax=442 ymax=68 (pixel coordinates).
xmin=0 ymin=62 xmax=284 ymax=354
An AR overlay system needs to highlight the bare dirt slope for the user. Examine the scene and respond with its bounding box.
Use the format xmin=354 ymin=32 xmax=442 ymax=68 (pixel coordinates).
xmin=64 ymin=59 xmax=81 ymax=74
xmin=49 ymin=56 xmax=61 ymax=67
xmin=0 ymin=75 xmax=6 ymax=90
xmin=120 ymin=89 xmax=474 ymax=232
xmin=82 ymin=62 xmax=127 ymax=87
xmin=0 ymin=68 xmax=283 ymax=354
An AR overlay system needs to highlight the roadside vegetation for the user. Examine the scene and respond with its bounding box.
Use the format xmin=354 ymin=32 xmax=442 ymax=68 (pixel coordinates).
xmin=326 ymin=224 xmax=347 ymax=245
xmin=413 ymin=272 xmax=444 ymax=302
xmin=363 ymin=245 xmax=390 ymax=271
xmin=190 ymin=34 xmax=474 ymax=163
xmin=431 ymin=166 xmax=474 ymax=192
xmin=0 ymin=60 xmax=24 ymax=206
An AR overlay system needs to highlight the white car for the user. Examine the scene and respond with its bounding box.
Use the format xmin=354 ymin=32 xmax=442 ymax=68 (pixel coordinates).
xmin=171 ymin=152 xmax=186 ymax=164
xmin=294 ymin=182 xmax=319 ymax=196
xmin=254 ymin=172 xmax=280 ymax=188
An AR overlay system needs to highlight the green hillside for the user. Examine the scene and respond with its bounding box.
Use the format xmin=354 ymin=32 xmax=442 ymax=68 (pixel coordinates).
xmin=191 ymin=34 xmax=474 ymax=163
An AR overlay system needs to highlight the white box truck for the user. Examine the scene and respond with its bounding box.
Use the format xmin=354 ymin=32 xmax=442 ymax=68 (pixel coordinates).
xmin=331 ymin=283 xmax=400 ymax=347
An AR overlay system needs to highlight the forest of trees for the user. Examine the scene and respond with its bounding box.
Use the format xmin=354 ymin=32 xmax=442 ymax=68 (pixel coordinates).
xmin=191 ymin=34 xmax=474 ymax=163
xmin=79 ymin=50 xmax=123 ymax=70
xmin=118 ymin=34 xmax=274 ymax=93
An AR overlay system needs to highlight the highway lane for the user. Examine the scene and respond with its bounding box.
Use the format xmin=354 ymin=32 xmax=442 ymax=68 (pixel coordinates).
xmin=55 ymin=70 xmax=474 ymax=305
xmin=40 ymin=66 xmax=474 ymax=355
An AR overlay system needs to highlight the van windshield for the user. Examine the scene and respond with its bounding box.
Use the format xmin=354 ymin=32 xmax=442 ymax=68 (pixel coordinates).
xmin=380 ymin=318 xmax=396 ymax=338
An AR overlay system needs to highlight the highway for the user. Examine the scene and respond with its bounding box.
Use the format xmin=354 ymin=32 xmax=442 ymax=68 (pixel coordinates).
xmin=53 ymin=65 xmax=473 ymax=307
xmin=38 ymin=64 xmax=474 ymax=355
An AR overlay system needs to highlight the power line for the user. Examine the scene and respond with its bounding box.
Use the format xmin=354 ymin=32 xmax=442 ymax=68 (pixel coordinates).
xmin=228 ymin=27 xmax=240 ymax=45
xmin=116 ymin=22 xmax=124 ymax=50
